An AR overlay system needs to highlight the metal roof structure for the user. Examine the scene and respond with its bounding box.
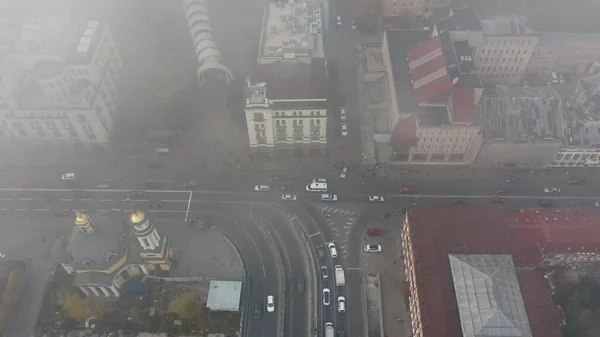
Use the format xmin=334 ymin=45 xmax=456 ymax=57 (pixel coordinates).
xmin=449 ymin=254 xmax=533 ymax=337
xmin=206 ymin=280 xmax=242 ymax=311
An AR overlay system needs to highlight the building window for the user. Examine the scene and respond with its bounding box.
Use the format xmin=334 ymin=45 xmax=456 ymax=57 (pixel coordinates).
xmin=37 ymin=130 xmax=47 ymax=138
xmin=53 ymin=130 xmax=62 ymax=138
xmin=68 ymin=130 xmax=78 ymax=138
xmin=87 ymin=133 xmax=97 ymax=141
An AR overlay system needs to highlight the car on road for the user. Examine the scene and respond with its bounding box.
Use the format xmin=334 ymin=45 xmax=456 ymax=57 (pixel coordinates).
xmin=337 ymin=330 xmax=345 ymax=337
xmin=281 ymin=194 xmax=297 ymax=201
xmin=327 ymin=242 xmax=338 ymax=258
xmin=254 ymin=185 xmax=270 ymax=192
xmin=341 ymin=123 xmax=348 ymax=136
xmin=567 ymin=177 xmax=584 ymax=184
xmin=340 ymin=166 xmax=347 ymax=179
xmin=336 ymin=15 xmax=341 ymax=26
xmin=182 ymin=180 xmax=196 ymax=189
xmin=323 ymin=288 xmax=331 ymax=306
xmin=253 ymin=302 xmax=263 ymax=320
xmin=366 ymin=228 xmax=382 ymax=236
xmin=505 ymin=177 xmax=519 ymax=183
xmin=539 ymin=199 xmax=555 ymax=207
xmin=337 ymin=296 xmax=346 ymax=313
xmin=544 ymin=187 xmax=560 ymax=193
xmin=297 ymin=276 xmax=305 ymax=293
xmin=595 ymin=201 xmax=600 ymax=208
xmin=351 ymin=21 xmax=356 ymax=29
xmin=321 ymin=193 xmax=338 ymax=202
xmin=490 ymin=196 xmax=504 ymax=204
xmin=494 ymin=189 xmax=508 ymax=195
xmin=270 ymin=175 xmax=286 ymax=181
xmin=150 ymin=201 xmax=164 ymax=208
xmin=320 ymin=265 xmax=329 ymax=280
xmin=61 ymin=173 xmax=76 ymax=180
xmin=364 ymin=244 xmax=382 ymax=253
xmin=340 ymin=107 xmax=346 ymax=120
xmin=96 ymin=184 xmax=110 ymax=189
xmin=127 ymin=191 xmax=147 ymax=200
xmin=313 ymin=178 xmax=327 ymax=183
xmin=266 ymin=295 xmax=275 ymax=312
xmin=317 ymin=246 xmax=326 ymax=260
xmin=369 ymin=196 xmax=385 ymax=202
xmin=399 ymin=186 xmax=416 ymax=194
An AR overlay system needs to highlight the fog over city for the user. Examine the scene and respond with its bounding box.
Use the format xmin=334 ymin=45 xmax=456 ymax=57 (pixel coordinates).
xmin=0 ymin=0 xmax=599 ymax=337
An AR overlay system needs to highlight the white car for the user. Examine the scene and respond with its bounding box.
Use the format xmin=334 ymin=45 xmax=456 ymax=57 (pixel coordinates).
xmin=336 ymin=15 xmax=341 ymax=26
xmin=61 ymin=173 xmax=76 ymax=180
xmin=96 ymin=184 xmax=110 ymax=189
xmin=341 ymin=123 xmax=348 ymax=136
xmin=351 ymin=21 xmax=356 ymax=30
xmin=337 ymin=296 xmax=346 ymax=313
xmin=281 ymin=194 xmax=297 ymax=201
xmin=369 ymin=196 xmax=385 ymax=202
xmin=595 ymin=201 xmax=600 ymax=208
xmin=321 ymin=193 xmax=338 ymax=202
xmin=340 ymin=107 xmax=347 ymax=120
xmin=340 ymin=166 xmax=347 ymax=179
xmin=254 ymin=185 xmax=270 ymax=192
xmin=327 ymin=242 xmax=338 ymax=258
xmin=266 ymin=295 xmax=275 ymax=312
xmin=544 ymin=187 xmax=560 ymax=193
xmin=364 ymin=244 xmax=382 ymax=253
xmin=323 ymin=288 xmax=331 ymax=306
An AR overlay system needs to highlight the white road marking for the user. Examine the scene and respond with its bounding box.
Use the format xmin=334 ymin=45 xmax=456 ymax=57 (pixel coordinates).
xmin=18 ymin=198 xmax=32 ymax=201
xmin=309 ymin=232 xmax=321 ymax=238
xmin=14 ymin=208 xmax=28 ymax=211
xmin=346 ymin=267 xmax=361 ymax=271
xmin=97 ymin=209 xmax=109 ymax=212
xmin=34 ymin=209 xmax=50 ymax=211
xmin=80 ymin=199 xmax=94 ymax=201
xmin=0 ymin=198 xmax=12 ymax=201
xmin=59 ymin=199 xmax=72 ymax=201
xmin=99 ymin=199 xmax=114 ymax=202
xmin=0 ymin=208 xmax=7 ymax=211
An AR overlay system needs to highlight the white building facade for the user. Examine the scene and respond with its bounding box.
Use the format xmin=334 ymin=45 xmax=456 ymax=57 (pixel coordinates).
xmin=0 ymin=16 xmax=122 ymax=143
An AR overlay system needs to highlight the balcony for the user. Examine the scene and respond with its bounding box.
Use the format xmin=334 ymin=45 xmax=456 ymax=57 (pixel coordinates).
xmin=253 ymin=113 xmax=265 ymax=122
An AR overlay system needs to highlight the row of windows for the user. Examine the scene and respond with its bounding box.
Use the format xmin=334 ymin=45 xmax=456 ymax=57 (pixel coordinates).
xmin=479 ymin=66 xmax=524 ymax=74
xmin=275 ymin=119 xmax=321 ymax=126
xmin=273 ymin=110 xmax=323 ymax=117
xmin=484 ymin=39 xmax=533 ymax=46
xmin=12 ymin=120 xmax=74 ymax=131
xmin=480 ymin=48 xmax=528 ymax=56
xmin=479 ymin=57 xmax=526 ymax=64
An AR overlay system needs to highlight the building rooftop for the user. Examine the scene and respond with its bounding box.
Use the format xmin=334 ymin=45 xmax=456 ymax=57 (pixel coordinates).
xmin=259 ymin=2 xmax=323 ymax=62
xmin=404 ymin=207 xmax=582 ymax=337
xmin=436 ymin=8 xmax=482 ymax=32
xmin=206 ymin=280 xmax=242 ymax=311
xmin=12 ymin=76 xmax=96 ymax=110
xmin=479 ymin=14 xmax=537 ymax=36
xmin=525 ymin=0 xmax=600 ymax=33
xmin=477 ymin=86 xmax=565 ymax=142
xmin=449 ymin=88 xmax=479 ymax=124
xmin=450 ymin=254 xmax=532 ymax=337
xmin=251 ymin=58 xmax=326 ymax=101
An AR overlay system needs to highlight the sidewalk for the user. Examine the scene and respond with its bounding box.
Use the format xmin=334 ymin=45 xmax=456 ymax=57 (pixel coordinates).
xmin=361 ymin=222 xmax=411 ymax=337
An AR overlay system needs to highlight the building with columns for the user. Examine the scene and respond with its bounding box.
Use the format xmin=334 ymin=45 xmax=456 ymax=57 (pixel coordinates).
xmin=61 ymin=209 xmax=171 ymax=298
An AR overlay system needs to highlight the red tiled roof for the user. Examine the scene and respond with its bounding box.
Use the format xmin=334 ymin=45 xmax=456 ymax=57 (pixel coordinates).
xmin=407 ymin=36 xmax=453 ymax=105
xmin=450 ymin=88 xmax=476 ymax=124
xmin=517 ymin=271 xmax=564 ymax=337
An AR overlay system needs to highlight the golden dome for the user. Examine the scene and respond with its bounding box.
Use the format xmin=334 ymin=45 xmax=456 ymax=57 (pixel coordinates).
xmin=129 ymin=209 xmax=146 ymax=224
xmin=74 ymin=212 xmax=89 ymax=225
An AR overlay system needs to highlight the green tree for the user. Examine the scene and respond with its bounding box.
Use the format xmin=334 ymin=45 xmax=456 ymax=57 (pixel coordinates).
xmin=58 ymin=292 xmax=113 ymax=322
xmin=169 ymin=290 xmax=201 ymax=325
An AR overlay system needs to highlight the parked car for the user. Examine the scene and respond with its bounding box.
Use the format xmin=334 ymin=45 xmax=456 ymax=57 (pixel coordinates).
xmin=366 ymin=228 xmax=382 ymax=236
xmin=505 ymin=177 xmax=519 ymax=183
xmin=364 ymin=244 xmax=382 ymax=253
xmin=96 ymin=183 xmax=110 ymax=189
xmin=544 ymin=187 xmax=560 ymax=193
xmin=266 ymin=295 xmax=275 ymax=313
xmin=327 ymin=242 xmax=338 ymax=258
xmin=321 ymin=194 xmax=338 ymax=202
xmin=281 ymin=194 xmax=297 ymax=201
xmin=254 ymin=185 xmax=270 ymax=192
xmin=340 ymin=166 xmax=348 ymax=179
xmin=61 ymin=173 xmax=76 ymax=180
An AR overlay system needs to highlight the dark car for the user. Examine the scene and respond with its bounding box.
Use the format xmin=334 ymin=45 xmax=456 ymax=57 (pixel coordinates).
xmin=494 ymin=189 xmax=508 ymax=195
xmin=127 ymin=191 xmax=147 ymax=200
xmin=150 ymin=201 xmax=164 ymax=208
xmin=567 ymin=177 xmax=584 ymax=184
xmin=253 ymin=301 xmax=263 ymax=320
xmin=297 ymin=276 xmax=305 ymax=293
xmin=316 ymin=247 xmax=325 ymax=260
xmin=320 ymin=266 xmax=329 ymax=281
xmin=337 ymin=330 xmax=345 ymax=337
xmin=539 ymin=199 xmax=555 ymax=207
xmin=270 ymin=175 xmax=287 ymax=181
xmin=366 ymin=228 xmax=382 ymax=236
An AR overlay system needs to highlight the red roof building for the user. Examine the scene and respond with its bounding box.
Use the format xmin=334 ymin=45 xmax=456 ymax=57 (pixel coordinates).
xmin=449 ymin=88 xmax=479 ymax=124
xmin=402 ymin=207 xmax=585 ymax=337
xmin=407 ymin=35 xmax=453 ymax=105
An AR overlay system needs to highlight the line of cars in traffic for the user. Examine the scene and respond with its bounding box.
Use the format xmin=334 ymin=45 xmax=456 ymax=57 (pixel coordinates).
xmin=317 ymin=241 xmax=347 ymax=337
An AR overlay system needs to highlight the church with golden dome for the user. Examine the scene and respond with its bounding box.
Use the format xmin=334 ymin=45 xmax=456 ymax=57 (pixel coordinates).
xmin=60 ymin=208 xmax=172 ymax=297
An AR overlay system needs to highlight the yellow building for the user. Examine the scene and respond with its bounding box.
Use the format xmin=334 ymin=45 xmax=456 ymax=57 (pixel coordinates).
xmin=61 ymin=209 xmax=171 ymax=297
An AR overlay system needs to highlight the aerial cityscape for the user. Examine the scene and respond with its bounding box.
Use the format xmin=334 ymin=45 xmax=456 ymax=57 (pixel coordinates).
xmin=0 ymin=0 xmax=599 ymax=337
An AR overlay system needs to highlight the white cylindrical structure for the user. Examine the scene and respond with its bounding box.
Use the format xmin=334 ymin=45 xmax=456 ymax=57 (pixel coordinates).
xmin=183 ymin=0 xmax=234 ymax=85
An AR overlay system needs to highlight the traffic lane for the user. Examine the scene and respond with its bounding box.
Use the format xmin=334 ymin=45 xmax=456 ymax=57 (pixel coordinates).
xmin=249 ymin=203 xmax=309 ymax=337
xmin=195 ymin=205 xmax=280 ymax=337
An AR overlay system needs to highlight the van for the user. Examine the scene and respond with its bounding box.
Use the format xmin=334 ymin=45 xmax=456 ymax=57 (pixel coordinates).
xmin=321 ymin=193 xmax=338 ymax=202
xmin=306 ymin=182 xmax=328 ymax=192
xmin=550 ymin=72 xmax=559 ymax=84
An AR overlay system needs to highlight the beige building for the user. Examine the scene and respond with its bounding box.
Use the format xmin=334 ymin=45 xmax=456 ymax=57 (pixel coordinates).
xmin=0 ymin=15 xmax=122 ymax=143
xmin=527 ymin=31 xmax=600 ymax=75
xmin=475 ymin=14 xmax=538 ymax=85
xmin=257 ymin=1 xmax=324 ymax=64
xmin=382 ymin=0 xmax=450 ymax=18
xmin=244 ymin=61 xmax=327 ymax=156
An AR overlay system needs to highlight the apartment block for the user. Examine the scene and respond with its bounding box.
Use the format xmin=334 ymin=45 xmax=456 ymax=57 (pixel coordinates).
xmin=0 ymin=15 xmax=122 ymax=143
